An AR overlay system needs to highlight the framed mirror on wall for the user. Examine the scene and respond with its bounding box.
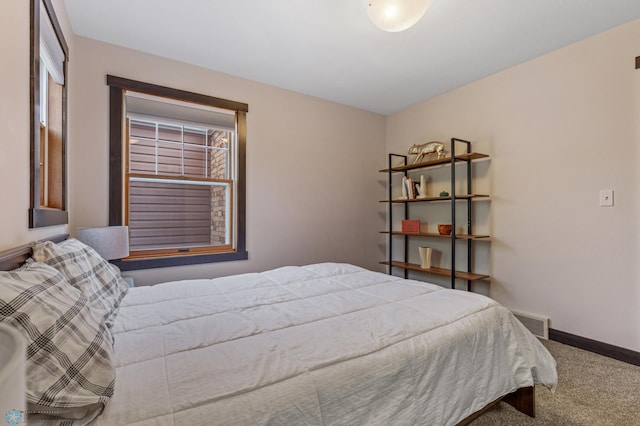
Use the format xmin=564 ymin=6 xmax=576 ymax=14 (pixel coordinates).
xmin=29 ymin=0 xmax=69 ymax=228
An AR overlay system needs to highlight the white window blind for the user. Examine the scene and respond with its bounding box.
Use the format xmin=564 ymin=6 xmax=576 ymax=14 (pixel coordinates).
xmin=39 ymin=1 xmax=65 ymax=85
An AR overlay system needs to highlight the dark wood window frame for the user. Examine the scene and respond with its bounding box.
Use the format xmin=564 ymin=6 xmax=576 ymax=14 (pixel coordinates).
xmin=107 ymin=75 xmax=248 ymax=271
xmin=29 ymin=0 xmax=69 ymax=228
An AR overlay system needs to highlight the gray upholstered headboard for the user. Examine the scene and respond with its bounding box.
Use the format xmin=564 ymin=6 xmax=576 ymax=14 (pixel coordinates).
xmin=0 ymin=234 xmax=68 ymax=271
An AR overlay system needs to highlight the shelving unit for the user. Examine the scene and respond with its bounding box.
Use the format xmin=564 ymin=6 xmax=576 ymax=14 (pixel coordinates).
xmin=380 ymin=138 xmax=490 ymax=290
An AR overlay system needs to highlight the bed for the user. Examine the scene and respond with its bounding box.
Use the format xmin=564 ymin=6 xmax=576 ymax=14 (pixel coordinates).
xmin=0 ymin=236 xmax=557 ymax=425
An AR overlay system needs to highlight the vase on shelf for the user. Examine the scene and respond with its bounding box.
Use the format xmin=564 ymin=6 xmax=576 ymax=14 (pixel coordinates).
xmin=418 ymin=247 xmax=432 ymax=269
xmin=400 ymin=176 xmax=408 ymax=200
xmin=417 ymin=175 xmax=428 ymax=198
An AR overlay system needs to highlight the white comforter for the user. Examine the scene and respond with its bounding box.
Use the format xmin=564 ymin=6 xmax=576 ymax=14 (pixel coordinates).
xmin=98 ymin=263 xmax=557 ymax=425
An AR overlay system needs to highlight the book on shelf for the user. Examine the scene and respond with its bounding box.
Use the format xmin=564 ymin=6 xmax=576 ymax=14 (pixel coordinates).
xmin=404 ymin=177 xmax=418 ymax=199
xmin=401 ymin=220 xmax=420 ymax=234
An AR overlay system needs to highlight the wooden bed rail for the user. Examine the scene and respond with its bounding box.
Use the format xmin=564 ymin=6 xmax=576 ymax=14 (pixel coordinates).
xmin=0 ymin=234 xmax=68 ymax=271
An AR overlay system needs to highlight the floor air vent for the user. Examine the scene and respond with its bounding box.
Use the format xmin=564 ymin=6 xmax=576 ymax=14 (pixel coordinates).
xmin=511 ymin=310 xmax=549 ymax=339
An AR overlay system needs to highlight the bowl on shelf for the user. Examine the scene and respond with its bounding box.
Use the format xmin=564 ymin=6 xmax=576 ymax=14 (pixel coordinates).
xmin=438 ymin=224 xmax=452 ymax=236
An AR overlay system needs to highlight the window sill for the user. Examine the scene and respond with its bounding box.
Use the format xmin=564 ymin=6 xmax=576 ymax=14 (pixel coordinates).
xmin=111 ymin=250 xmax=248 ymax=271
xmin=29 ymin=207 xmax=69 ymax=228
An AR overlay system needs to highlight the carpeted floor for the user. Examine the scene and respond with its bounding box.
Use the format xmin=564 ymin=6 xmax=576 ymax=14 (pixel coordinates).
xmin=471 ymin=340 xmax=640 ymax=425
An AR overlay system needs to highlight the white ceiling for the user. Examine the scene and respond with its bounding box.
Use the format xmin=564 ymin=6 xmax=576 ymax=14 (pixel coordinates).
xmin=63 ymin=0 xmax=640 ymax=115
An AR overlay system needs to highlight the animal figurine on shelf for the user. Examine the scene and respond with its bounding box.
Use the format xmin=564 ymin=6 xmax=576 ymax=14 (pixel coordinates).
xmin=408 ymin=141 xmax=446 ymax=163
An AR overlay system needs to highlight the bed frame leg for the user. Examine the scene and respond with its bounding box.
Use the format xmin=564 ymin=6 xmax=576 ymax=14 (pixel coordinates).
xmin=455 ymin=386 xmax=535 ymax=426
xmin=502 ymin=386 xmax=535 ymax=417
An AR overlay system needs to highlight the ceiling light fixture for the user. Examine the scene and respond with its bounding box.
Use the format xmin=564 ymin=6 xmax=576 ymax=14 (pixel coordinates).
xmin=367 ymin=0 xmax=432 ymax=32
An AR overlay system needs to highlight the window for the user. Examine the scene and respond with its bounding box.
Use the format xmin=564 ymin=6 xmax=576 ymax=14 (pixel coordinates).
xmin=108 ymin=76 xmax=248 ymax=270
xmin=127 ymin=117 xmax=233 ymax=251
xmin=30 ymin=0 xmax=69 ymax=227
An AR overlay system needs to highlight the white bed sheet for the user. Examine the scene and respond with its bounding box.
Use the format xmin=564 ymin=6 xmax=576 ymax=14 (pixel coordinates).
xmin=97 ymin=263 xmax=557 ymax=425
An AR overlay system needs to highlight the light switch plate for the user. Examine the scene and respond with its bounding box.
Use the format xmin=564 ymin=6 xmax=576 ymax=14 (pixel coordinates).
xmin=599 ymin=189 xmax=614 ymax=206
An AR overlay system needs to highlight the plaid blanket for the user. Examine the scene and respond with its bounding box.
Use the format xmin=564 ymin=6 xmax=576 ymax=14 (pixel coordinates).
xmin=32 ymin=239 xmax=129 ymax=329
xmin=0 ymin=260 xmax=115 ymax=425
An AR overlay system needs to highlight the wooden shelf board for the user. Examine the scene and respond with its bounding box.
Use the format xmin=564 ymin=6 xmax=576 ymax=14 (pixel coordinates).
xmin=379 ymin=153 xmax=489 ymax=173
xmin=380 ymin=231 xmax=491 ymax=240
xmin=380 ymin=261 xmax=490 ymax=281
xmin=380 ymin=194 xmax=490 ymax=203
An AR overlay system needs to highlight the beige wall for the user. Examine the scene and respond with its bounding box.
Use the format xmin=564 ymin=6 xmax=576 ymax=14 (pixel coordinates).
xmin=387 ymin=19 xmax=640 ymax=352
xmin=68 ymin=36 xmax=386 ymax=285
xmin=0 ymin=0 xmax=72 ymax=248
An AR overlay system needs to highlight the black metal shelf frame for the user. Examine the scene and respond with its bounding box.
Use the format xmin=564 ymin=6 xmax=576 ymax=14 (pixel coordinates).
xmin=385 ymin=137 xmax=478 ymax=290
xmin=450 ymin=137 xmax=473 ymax=289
